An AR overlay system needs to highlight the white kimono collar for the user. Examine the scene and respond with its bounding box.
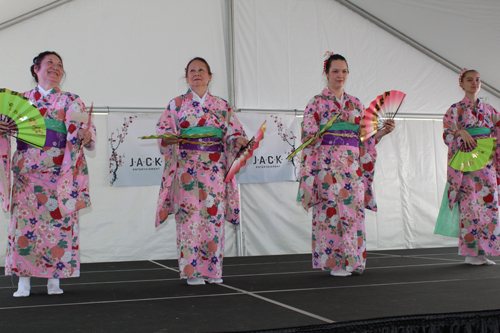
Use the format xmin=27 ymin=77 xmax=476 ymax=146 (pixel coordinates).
xmin=192 ymin=90 xmax=209 ymax=106
xmin=37 ymin=85 xmax=57 ymax=97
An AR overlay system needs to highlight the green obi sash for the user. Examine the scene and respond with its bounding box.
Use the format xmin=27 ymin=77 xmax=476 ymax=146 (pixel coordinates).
xmin=45 ymin=118 xmax=67 ymax=134
xmin=180 ymin=126 xmax=223 ymax=138
xmin=465 ymin=127 xmax=490 ymax=136
xmin=320 ymin=122 xmax=359 ymax=132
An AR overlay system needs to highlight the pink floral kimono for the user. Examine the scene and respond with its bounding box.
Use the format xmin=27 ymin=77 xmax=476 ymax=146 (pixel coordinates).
xmin=298 ymin=88 xmax=379 ymax=273
xmin=156 ymin=90 xmax=246 ymax=279
xmin=3 ymin=86 xmax=96 ymax=278
xmin=443 ymin=97 xmax=500 ymax=257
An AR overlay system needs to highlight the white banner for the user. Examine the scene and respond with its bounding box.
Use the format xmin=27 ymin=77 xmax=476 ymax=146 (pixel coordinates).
xmin=235 ymin=113 xmax=301 ymax=183
xmin=107 ymin=112 xmax=301 ymax=186
xmin=108 ymin=112 xmax=163 ymax=187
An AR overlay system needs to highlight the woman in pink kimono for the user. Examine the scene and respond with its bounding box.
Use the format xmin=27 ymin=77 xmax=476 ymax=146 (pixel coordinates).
xmin=443 ymin=69 xmax=500 ymax=265
xmin=156 ymin=57 xmax=248 ymax=285
xmin=298 ymin=53 xmax=394 ymax=276
xmin=1 ymin=51 xmax=96 ymax=297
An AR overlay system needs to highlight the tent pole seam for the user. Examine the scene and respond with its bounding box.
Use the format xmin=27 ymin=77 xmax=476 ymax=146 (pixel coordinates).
xmin=0 ymin=0 xmax=73 ymax=31
xmin=226 ymin=0 xmax=237 ymax=109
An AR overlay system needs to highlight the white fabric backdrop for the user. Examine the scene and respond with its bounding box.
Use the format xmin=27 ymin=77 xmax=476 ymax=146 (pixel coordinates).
xmin=0 ymin=0 xmax=496 ymax=264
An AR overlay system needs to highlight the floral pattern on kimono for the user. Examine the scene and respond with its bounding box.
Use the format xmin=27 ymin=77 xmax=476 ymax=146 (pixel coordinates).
xmin=298 ymin=88 xmax=379 ymax=272
xmin=156 ymin=90 xmax=246 ymax=279
xmin=443 ymin=97 xmax=500 ymax=256
xmin=3 ymin=86 xmax=96 ymax=278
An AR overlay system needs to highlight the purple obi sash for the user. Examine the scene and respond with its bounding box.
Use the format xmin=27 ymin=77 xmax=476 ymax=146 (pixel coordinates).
xmin=471 ymin=133 xmax=490 ymax=139
xmin=17 ymin=129 xmax=67 ymax=151
xmin=321 ymin=129 xmax=359 ymax=147
xmin=179 ymin=137 xmax=223 ymax=152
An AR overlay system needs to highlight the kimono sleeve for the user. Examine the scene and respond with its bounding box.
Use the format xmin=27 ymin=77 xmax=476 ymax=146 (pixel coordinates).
xmin=443 ymin=105 xmax=463 ymax=209
xmin=155 ymin=99 xmax=180 ymax=227
xmin=66 ymin=98 xmax=96 ymax=150
xmin=298 ymin=97 xmax=322 ymax=211
xmin=358 ymin=100 xmax=378 ymax=212
xmin=0 ymin=134 xmax=11 ymax=212
xmin=490 ymin=105 xmax=500 ymax=185
xmin=223 ymin=105 xmax=247 ymax=226
xmin=58 ymin=97 xmax=95 ymax=216
xmin=302 ymin=97 xmax=321 ymax=139
xmin=157 ymin=99 xmax=180 ymax=156
xmin=224 ymin=106 xmax=247 ymax=157
xmin=443 ymin=105 xmax=462 ymax=155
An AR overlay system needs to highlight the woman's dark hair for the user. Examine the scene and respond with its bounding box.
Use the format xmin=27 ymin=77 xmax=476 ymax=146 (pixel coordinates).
xmin=460 ymin=69 xmax=478 ymax=83
xmin=30 ymin=51 xmax=64 ymax=83
xmin=324 ymin=54 xmax=349 ymax=74
xmin=185 ymin=57 xmax=213 ymax=77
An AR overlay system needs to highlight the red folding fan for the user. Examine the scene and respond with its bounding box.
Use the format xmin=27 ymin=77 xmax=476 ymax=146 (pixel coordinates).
xmin=224 ymin=121 xmax=266 ymax=182
xmin=360 ymin=90 xmax=406 ymax=141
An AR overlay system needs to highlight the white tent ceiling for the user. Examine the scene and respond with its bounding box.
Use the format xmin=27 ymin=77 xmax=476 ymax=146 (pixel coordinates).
xmin=348 ymin=0 xmax=500 ymax=97
xmin=234 ymin=0 xmax=500 ymax=114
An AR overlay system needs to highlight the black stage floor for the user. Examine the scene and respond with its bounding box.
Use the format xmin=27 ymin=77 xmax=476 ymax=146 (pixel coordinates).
xmin=1 ymin=247 xmax=499 ymax=332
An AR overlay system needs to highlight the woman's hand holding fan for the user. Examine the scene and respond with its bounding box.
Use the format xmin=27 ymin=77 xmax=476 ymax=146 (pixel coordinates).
xmin=302 ymin=133 xmax=321 ymax=146
xmin=456 ymin=129 xmax=477 ymax=150
xmin=78 ymin=129 xmax=93 ymax=146
xmin=0 ymin=120 xmax=16 ymax=136
xmin=382 ymin=119 xmax=395 ymax=133
xmin=233 ymin=136 xmax=249 ymax=150
xmin=161 ymin=132 xmax=180 ymax=146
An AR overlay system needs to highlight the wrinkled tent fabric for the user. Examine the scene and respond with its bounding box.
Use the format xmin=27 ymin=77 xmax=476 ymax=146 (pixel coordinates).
xmin=0 ymin=0 xmax=499 ymax=263
xmin=349 ymin=0 xmax=500 ymax=96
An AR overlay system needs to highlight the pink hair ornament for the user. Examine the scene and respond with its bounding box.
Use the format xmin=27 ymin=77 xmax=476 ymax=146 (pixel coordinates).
xmin=323 ymin=51 xmax=334 ymax=72
xmin=458 ymin=68 xmax=468 ymax=86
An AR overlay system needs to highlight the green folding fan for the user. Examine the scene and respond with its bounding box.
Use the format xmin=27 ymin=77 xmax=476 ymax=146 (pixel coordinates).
xmin=448 ymin=137 xmax=497 ymax=172
xmin=0 ymin=89 xmax=46 ymax=149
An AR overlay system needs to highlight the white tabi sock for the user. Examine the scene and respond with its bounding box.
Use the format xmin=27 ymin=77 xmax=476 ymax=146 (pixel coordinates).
xmin=465 ymin=256 xmax=485 ymax=265
xmin=481 ymin=256 xmax=496 ymax=265
xmin=47 ymin=278 xmax=64 ymax=295
xmin=13 ymin=277 xmax=31 ymax=297
xmin=207 ymin=278 xmax=223 ymax=284
xmin=186 ymin=277 xmax=206 ymax=285
xmin=330 ymin=269 xmax=352 ymax=277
